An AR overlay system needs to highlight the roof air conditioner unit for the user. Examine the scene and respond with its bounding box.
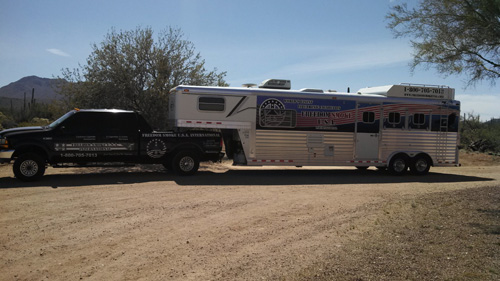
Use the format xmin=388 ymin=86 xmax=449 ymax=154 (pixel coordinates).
xmin=258 ymin=79 xmax=291 ymax=90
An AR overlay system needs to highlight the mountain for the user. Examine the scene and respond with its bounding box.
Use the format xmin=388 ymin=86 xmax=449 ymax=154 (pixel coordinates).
xmin=0 ymin=76 xmax=65 ymax=101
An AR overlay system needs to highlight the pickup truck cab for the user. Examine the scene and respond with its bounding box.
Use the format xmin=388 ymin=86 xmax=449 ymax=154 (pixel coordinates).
xmin=0 ymin=109 xmax=223 ymax=181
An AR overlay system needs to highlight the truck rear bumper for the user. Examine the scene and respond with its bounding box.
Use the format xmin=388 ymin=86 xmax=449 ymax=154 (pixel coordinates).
xmin=0 ymin=150 xmax=14 ymax=163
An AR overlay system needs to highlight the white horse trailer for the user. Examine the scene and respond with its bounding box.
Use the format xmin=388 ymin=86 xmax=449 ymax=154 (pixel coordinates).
xmin=168 ymin=79 xmax=460 ymax=175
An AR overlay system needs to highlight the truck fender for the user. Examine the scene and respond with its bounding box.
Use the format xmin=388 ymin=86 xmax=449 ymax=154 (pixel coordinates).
xmin=12 ymin=142 xmax=50 ymax=162
xmin=169 ymin=143 xmax=204 ymax=157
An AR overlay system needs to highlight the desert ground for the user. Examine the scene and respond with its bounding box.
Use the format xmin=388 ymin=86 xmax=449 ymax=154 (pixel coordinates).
xmin=0 ymin=151 xmax=499 ymax=280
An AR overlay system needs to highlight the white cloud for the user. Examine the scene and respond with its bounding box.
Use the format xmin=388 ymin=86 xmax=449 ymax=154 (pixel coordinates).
xmin=46 ymin=48 xmax=70 ymax=57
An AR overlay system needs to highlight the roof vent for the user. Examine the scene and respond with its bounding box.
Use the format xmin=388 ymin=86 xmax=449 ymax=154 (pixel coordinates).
xmin=299 ymin=88 xmax=324 ymax=93
xmin=242 ymin=83 xmax=257 ymax=88
xmin=258 ymin=79 xmax=291 ymax=90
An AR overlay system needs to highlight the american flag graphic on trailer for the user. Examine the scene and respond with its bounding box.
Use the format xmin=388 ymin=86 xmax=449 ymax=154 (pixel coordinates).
xmin=257 ymin=96 xmax=459 ymax=133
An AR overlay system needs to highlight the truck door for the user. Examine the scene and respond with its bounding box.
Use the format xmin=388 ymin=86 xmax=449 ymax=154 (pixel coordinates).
xmin=99 ymin=112 xmax=138 ymax=162
xmin=51 ymin=112 xmax=137 ymax=163
xmin=355 ymin=102 xmax=381 ymax=160
xmin=51 ymin=112 xmax=101 ymax=163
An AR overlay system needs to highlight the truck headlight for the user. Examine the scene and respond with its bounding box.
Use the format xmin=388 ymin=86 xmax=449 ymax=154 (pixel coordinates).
xmin=0 ymin=138 xmax=8 ymax=148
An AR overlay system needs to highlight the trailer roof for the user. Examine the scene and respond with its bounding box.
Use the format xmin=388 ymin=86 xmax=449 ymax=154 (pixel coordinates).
xmin=172 ymin=83 xmax=457 ymax=103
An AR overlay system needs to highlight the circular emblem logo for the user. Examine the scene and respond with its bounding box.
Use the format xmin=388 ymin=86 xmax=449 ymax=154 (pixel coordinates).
xmin=146 ymin=139 xmax=167 ymax=158
xmin=259 ymin=98 xmax=286 ymax=127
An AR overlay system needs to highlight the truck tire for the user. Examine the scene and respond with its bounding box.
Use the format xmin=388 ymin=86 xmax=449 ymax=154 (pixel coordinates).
xmin=171 ymin=151 xmax=199 ymax=176
xmin=410 ymin=154 xmax=431 ymax=175
xmin=388 ymin=154 xmax=409 ymax=175
xmin=13 ymin=153 xmax=46 ymax=181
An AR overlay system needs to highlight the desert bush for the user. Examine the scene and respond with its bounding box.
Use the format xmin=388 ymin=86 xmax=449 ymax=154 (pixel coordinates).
xmin=460 ymin=113 xmax=500 ymax=153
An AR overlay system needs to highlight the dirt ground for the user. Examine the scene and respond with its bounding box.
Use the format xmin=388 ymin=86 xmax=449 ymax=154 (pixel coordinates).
xmin=0 ymin=152 xmax=499 ymax=281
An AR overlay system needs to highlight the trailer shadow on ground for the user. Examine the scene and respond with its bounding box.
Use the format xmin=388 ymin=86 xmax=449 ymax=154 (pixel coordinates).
xmin=0 ymin=167 xmax=495 ymax=189
xmin=173 ymin=169 xmax=495 ymax=186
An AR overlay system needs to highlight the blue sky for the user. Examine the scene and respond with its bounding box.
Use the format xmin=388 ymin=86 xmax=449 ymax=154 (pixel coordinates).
xmin=1 ymin=0 xmax=498 ymax=120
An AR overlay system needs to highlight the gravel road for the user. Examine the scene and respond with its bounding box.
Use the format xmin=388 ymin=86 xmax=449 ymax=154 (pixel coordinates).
xmin=0 ymin=159 xmax=499 ymax=280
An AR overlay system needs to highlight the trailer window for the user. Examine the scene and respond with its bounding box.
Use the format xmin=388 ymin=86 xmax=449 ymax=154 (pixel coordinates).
xmin=362 ymin=112 xmax=375 ymax=123
xmin=413 ymin=113 xmax=425 ymax=125
xmin=388 ymin=112 xmax=401 ymax=124
xmin=199 ymin=97 xmax=225 ymax=111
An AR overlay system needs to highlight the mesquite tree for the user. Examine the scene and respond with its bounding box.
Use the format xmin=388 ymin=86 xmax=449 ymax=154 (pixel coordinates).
xmin=387 ymin=0 xmax=500 ymax=85
xmin=60 ymin=27 xmax=227 ymax=129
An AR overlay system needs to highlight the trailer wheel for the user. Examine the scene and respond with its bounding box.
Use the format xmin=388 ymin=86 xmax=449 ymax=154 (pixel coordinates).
xmin=13 ymin=153 xmax=46 ymax=181
xmin=388 ymin=154 xmax=409 ymax=175
xmin=410 ymin=154 xmax=431 ymax=175
xmin=171 ymin=151 xmax=199 ymax=176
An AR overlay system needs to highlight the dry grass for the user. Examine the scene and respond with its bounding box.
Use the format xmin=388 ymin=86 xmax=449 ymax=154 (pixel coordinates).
xmin=291 ymin=185 xmax=500 ymax=281
xmin=459 ymin=150 xmax=500 ymax=166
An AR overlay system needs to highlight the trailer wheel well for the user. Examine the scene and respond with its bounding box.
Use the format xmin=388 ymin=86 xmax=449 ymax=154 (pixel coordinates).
xmin=413 ymin=153 xmax=433 ymax=166
xmin=388 ymin=152 xmax=409 ymax=164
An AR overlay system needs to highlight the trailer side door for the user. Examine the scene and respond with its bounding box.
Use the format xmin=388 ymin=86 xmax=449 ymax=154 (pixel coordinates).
xmin=355 ymin=102 xmax=382 ymax=160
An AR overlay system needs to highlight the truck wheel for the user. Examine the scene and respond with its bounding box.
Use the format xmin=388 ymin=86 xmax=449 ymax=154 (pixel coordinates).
xmin=172 ymin=151 xmax=199 ymax=176
xmin=388 ymin=154 xmax=408 ymax=175
xmin=410 ymin=155 xmax=431 ymax=175
xmin=13 ymin=153 xmax=46 ymax=181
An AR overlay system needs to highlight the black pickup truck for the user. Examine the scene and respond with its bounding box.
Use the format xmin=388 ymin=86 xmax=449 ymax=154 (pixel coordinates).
xmin=0 ymin=109 xmax=223 ymax=181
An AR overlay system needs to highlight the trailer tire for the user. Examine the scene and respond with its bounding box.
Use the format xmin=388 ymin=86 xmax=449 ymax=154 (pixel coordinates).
xmin=13 ymin=153 xmax=46 ymax=181
xmin=388 ymin=154 xmax=409 ymax=175
xmin=171 ymin=151 xmax=199 ymax=176
xmin=410 ymin=154 xmax=431 ymax=175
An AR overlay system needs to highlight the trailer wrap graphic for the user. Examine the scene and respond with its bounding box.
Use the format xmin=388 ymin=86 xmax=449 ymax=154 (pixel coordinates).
xmin=257 ymin=96 xmax=357 ymax=132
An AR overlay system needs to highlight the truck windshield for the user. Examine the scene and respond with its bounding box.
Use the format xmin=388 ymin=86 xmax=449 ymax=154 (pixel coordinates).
xmin=48 ymin=110 xmax=76 ymax=129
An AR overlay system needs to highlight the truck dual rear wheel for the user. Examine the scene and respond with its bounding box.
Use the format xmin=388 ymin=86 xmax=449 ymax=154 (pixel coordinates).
xmin=172 ymin=151 xmax=200 ymax=176
xmin=13 ymin=153 xmax=46 ymax=181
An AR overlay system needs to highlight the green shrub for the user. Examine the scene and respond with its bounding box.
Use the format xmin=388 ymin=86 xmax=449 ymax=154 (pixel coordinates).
xmin=460 ymin=113 xmax=500 ymax=153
